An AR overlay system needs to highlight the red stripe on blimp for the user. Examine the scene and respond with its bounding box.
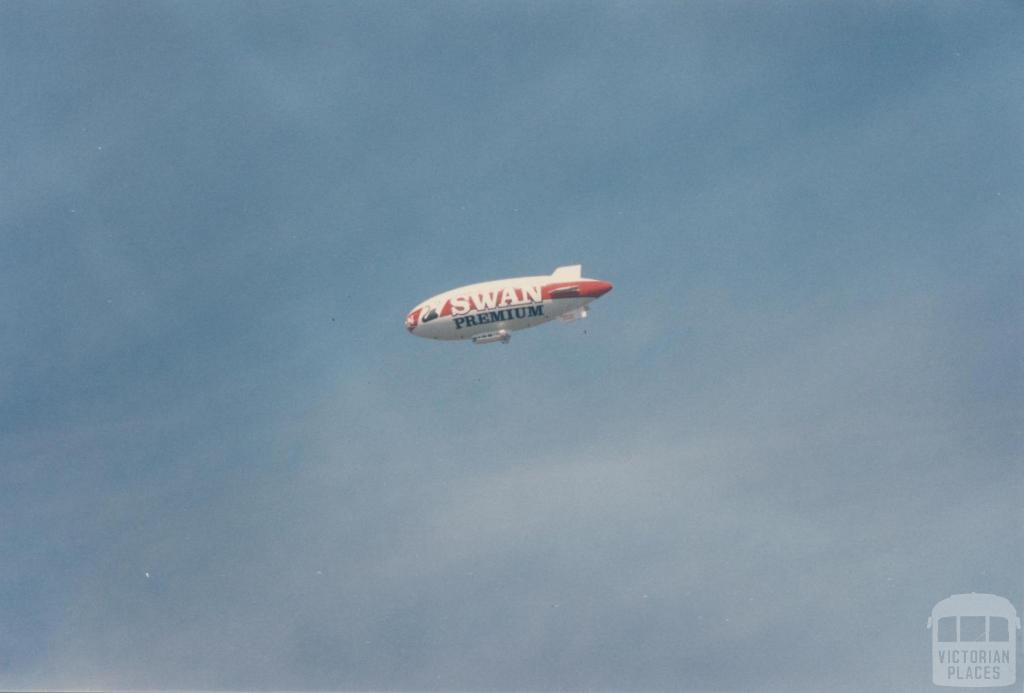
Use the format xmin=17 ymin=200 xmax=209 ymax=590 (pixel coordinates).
xmin=541 ymin=280 xmax=613 ymax=300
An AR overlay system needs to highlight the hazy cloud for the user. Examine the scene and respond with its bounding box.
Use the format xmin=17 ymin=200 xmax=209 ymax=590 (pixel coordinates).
xmin=2 ymin=2 xmax=1021 ymax=691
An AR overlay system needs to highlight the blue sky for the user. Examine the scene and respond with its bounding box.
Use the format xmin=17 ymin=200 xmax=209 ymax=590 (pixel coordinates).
xmin=2 ymin=2 xmax=1022 ymax=690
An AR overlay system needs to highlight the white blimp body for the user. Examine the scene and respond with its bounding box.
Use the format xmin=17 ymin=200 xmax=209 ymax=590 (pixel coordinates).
xmin=405 ymin=265 xmax=613 ymax=344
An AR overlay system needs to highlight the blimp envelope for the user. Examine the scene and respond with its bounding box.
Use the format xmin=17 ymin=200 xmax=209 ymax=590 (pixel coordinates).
xmin=405 ymin=265 xmax=612 ymax=345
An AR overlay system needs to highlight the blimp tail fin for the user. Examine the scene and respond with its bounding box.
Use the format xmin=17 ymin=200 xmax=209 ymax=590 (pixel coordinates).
xmin=551 ymin=264 xmax=582 ymax=280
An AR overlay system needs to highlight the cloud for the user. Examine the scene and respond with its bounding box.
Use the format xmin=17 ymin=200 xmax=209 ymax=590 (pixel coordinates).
xmin=1 ymin=3 xmax=1021 ymax=691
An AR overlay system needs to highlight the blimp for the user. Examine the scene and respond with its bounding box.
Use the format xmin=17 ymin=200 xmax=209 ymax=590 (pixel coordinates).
xmin=405 ymin=265 xmax=613 ymax=344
